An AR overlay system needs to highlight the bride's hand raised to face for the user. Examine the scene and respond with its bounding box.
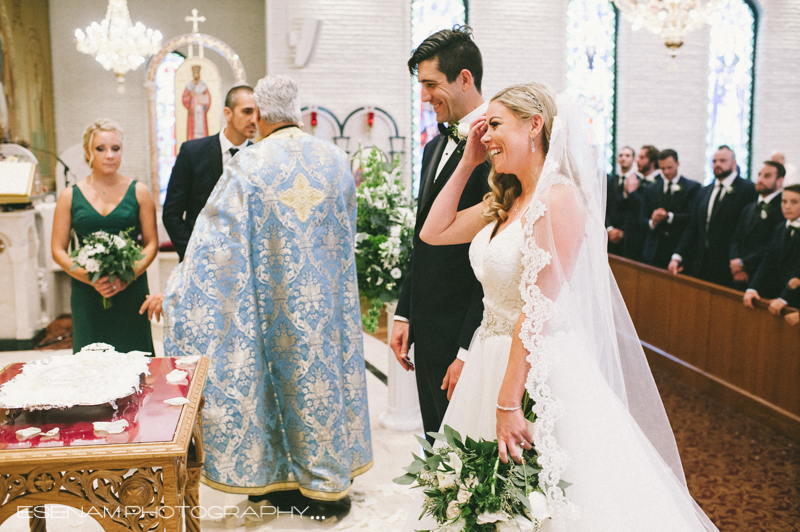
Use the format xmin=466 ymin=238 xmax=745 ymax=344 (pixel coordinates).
xmin=496 ymin=408 xmax=533 ymax=464
xmin=460 ymin=115 xmax=488 ymax=169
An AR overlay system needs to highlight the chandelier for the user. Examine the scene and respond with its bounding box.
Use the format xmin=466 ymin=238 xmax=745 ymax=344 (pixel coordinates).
xmin=75 ymin=0 xmax=162 ymax=93
xmin=612 ymin=1 xmax=720 ymax=68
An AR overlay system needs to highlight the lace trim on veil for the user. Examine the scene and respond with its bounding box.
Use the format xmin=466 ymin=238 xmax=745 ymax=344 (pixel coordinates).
xmin=519 ymin=174 xmax=580 ymax=530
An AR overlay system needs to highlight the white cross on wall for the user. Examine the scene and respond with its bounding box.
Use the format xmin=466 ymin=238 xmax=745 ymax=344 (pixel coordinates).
xmin=185 ymin=9 xmax=206 ymax=33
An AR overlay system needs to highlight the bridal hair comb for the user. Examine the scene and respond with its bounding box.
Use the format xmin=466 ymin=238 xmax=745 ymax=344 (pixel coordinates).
xmin=523 ymin=92 xmax=544 ymax=113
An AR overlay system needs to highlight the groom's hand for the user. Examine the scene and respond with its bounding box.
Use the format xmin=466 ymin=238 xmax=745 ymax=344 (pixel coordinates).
xmin=390 ymin=321 xmax=413 ymax=371
xmin=441 ymin=359 xmax=464 ymax=400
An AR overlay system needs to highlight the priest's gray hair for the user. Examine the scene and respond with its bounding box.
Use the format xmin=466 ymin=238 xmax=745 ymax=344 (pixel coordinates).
xmin=253 ymin=75 xmax=302 ymax=125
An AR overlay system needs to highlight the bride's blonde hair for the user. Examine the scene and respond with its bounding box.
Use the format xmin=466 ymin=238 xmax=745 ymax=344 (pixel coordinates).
xmin=482 ymin=82 xmax=557 ymax=223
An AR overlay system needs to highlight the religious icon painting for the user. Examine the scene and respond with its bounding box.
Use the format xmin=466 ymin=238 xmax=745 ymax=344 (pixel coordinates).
xmin=174 ymin=56 xmax=221 ymax=151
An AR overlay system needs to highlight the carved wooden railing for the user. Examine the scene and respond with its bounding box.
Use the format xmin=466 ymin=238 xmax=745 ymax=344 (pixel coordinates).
xmin=609 ymin=255 xmax=800 ymax=441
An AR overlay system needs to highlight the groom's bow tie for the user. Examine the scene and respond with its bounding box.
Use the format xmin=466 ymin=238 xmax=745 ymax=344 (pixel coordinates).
xmin=438 ymin=122 xmax=461 ymax=143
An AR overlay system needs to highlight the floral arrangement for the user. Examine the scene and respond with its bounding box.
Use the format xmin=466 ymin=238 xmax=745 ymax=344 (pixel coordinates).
xmin=355 ymin=146 xmax=416 ymax=332
xmin=394 ymin=422 xmax=551 ymax=532
xmin=70 ymin=228 xmax=144 ymax=309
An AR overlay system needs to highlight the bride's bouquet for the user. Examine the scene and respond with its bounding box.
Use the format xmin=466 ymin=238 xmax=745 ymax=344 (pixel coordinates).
xmin=395 ymin=421 xmax=551 ymax=532
xmin=70 ymin=228 xmax=144 ymax=309
xmin=354 ymin=146 xmax=415 ymax=332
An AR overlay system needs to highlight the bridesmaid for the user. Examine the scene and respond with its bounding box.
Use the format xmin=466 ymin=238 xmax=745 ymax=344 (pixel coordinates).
xmin=51 ymin=119 xmax=158 ymax=353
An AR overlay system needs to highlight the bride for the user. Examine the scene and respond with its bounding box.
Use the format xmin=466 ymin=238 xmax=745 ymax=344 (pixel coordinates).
xmin=411 ymin=82 xmax=718 ymax=531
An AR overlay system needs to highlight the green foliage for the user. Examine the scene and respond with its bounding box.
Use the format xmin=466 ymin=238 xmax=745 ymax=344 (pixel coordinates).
xmin=354 ymin=146 xmax=416 ymax=332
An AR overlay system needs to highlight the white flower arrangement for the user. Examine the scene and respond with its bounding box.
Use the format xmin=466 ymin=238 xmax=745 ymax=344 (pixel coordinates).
xmin=355 ymin=146 xmax=416 ymax=332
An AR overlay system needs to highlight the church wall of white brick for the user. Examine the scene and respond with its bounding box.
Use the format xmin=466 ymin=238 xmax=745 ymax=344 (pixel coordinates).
xmin=47 ymin=0 xmax=799 ymax=192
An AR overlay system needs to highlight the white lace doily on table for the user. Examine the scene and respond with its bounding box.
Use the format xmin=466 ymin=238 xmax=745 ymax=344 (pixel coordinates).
xmin=0 ymin=343 xmax=151 ymax=410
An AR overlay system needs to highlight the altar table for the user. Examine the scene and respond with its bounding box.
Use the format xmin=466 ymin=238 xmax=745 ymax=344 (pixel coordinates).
xmin=0 ymin=356 xmax=209 ymax=531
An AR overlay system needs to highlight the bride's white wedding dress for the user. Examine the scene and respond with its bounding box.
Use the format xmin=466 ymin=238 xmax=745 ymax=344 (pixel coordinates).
xmin=407 ymin=95 xmax=718 ymax=531
xmin=442 ymin=192 xmax=711 ymax=531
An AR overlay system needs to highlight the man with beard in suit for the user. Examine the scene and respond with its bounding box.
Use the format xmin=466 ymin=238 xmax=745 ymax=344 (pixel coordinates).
xmin=163 ymin=85 xmax=257 ymax=260
xmin=637 ymin=144 xmax=662 ymax=190
xmin=669 ymin=146 xmax=757 ymax=286
xmin=391 ymin=25 xmax=491 ymax=442
xmin=729 ymin=161 xmax=785 ymax=290
xmin=606 ymin=146 xmax=645 ymax=259
xmin=641 ymin=149 xmax=701 ymax=268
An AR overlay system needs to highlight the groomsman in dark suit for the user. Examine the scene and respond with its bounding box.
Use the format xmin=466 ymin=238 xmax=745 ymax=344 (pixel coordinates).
xmin=743 ymin=183 xmax=800 ymax=314
xmin=669 ymin=146 xmax=757 ymax=286
xmin=641 ymin=149 xmax=701 ymax=268
xmin=729 ymin=161 xmax=786 ymax=289
xmin=163 ymin=85 xmax=257 ymax=260
xmin=606 ymin=146 xmax=645 ymax=259
xmin=391 ymin=26 xmax=491 ymax=441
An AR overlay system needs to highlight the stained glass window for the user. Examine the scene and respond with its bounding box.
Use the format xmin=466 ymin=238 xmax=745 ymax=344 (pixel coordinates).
xmin=410 ymin=0 xmax=467 ymax=197
xmin=706 ymin=0 xmax=756 ymax=183
xmin=155 ymin=52 xmax=185 ymax=204
xmin=565 ymin=0 xmax=617 ymax=175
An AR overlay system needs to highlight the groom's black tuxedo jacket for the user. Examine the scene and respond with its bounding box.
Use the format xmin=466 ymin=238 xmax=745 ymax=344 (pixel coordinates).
xmin=163 ymin=133 xmax=225 ymax=261
xmin=640 ymin=176 xmax=701 ymax=268
xmin=396 ymin=134 xmax=491 ymax=363
xmin=730 ymin=194 xmax=785 ymax=277
xmin=674 ymin=176 xmax=756 ymax=286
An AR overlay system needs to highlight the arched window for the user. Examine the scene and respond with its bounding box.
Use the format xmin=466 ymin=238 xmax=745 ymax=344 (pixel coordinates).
xmin=155 ymin=52 xmax=185 ymax=204
xmin=706 ymin=0 xmax=757 ymax=183
xmin=410 ymin=0 xmax=467 ymax=197
xmin=565 ymin=0 xmax=618 ymax=175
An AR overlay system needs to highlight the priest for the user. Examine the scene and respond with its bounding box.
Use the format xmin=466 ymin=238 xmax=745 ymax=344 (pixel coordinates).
xmin=163 ymin=74 xmax=372 ymax=521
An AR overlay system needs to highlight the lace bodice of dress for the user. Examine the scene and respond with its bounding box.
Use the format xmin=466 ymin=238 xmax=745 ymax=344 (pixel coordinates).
xmin=469 ymin=219 xmax=525 ymax=339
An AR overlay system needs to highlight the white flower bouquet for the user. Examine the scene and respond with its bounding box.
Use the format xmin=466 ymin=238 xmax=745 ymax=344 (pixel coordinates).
xmin=394 ymin=425 xmax=552 ymax=532
xmin=69 ymin=228 xmax=144 ymax=309
xmin=355 ymin=146 xmax=416 ymax=332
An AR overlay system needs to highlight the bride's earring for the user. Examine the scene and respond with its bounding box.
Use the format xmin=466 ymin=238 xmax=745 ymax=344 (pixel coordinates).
xmin=530 ymin=136 xmax=536 ymax=154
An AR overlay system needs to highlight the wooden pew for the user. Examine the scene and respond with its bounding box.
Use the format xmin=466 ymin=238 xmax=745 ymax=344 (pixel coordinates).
xmin=610 ymin=255 xmax=800 ymax=441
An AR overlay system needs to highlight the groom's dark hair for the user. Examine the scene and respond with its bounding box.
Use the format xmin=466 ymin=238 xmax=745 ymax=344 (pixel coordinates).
xmin=408 ymin=25 xmax=483 ymax=93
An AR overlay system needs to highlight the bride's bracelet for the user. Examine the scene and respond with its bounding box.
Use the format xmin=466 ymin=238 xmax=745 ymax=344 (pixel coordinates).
xmin=496 ymin=403 xmax=522 ymax=411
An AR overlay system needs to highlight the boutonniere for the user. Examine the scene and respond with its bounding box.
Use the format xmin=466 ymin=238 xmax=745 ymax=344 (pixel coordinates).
xmin=669 ymin=183 xmax=681 ymax=193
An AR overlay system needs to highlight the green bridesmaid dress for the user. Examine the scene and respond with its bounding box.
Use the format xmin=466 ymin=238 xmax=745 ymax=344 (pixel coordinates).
xmin=70 ymin=182 xmax=154 ymax=354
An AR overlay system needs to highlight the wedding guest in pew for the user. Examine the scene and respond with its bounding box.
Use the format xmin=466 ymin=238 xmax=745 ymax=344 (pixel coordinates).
xmin=641 ymin=149 xmax=700 ymax=268
xmin=743 ymin=180 xmax=800 ymax=315
xmin=729 ymin=161 xmax=785 ymax=290
xmin=668 ymin=146 xmax=757 ymax=286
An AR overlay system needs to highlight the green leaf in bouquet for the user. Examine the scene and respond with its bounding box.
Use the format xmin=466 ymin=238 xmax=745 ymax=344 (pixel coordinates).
xmin=70 ymin=263 xmax=78 ymax=271
xmin=403 ymin=461 xmax=426 ymax=474
xmin=515 ymin=487 xmax=533 ymax=514
xmin=108 ymin=272 xmax=116 ymax=283
xmin=392 ymin=473 xmax=417 ymax=485
xmin=443 ymin=425 xmax=462 ymax=446
xmin=91 ymin=271 xmax=101 ymax=284
xmin=426 ymin=431 xmax=447 ymax=443
xmin=411 ymin=452 xmax=427 ymax=465
xmin=415 ymin=434 xmax=434 ymax=454
xmin=425 ymin=454 xmax=442 ymax=471
xmin=557 ymin=479 xmax=573 ymax=491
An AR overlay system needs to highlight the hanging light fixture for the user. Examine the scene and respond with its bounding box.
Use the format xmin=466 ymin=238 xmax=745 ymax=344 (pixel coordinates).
xmin=612 ymin=0 xmax=721 ymax=69
xmin=75 ymin=0 xmax=162 ymax=93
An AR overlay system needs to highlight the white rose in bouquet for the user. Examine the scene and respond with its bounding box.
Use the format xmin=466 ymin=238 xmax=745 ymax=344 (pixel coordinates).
xmin=525 ymin=491 xmax=551 ymax=521
xmin=436 ymin=470 xmax=456 ymax=490
xmin=476 ymin=510 xmax=511 ymax=525
xmin=446 ymin=500 xmax=461 ymax=520
xmin=496 ymin=514 xmax=538 ymax=532
xmin=84 ymin=258 xmax=100 ymax=273
xmin=113 ymin=234 xmax=126 ymax=249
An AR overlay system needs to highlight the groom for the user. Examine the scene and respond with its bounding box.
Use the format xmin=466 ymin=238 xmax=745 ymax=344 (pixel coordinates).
xmin=391 ymin=25 xmax=491 ymax=442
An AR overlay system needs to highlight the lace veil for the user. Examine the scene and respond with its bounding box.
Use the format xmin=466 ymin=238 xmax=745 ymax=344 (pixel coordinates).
xmin=519 ymin=94 xmax=717 ymax=531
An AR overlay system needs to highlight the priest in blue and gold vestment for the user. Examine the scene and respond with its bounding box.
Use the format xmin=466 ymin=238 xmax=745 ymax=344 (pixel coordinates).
xmin=163 ymin=75 xmax=373 ymax=505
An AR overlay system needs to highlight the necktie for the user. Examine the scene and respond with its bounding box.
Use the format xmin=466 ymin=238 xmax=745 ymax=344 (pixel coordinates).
xmin=229 ymin=148 xmax=239 ymax=157
xmin=708 ymin=183 xmax=724 ymax=227
xmin=662 ymin=182 xmax=673 ymax=210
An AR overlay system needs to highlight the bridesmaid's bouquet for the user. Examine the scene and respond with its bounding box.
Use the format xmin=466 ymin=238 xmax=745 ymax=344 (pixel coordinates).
xmin=395 ymin=424 xmax=551 ymax=532
xmin=70 ymin=228 xmax=144 ymax=309
xmin=354 ymin=146 xmax=416 ymax=332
